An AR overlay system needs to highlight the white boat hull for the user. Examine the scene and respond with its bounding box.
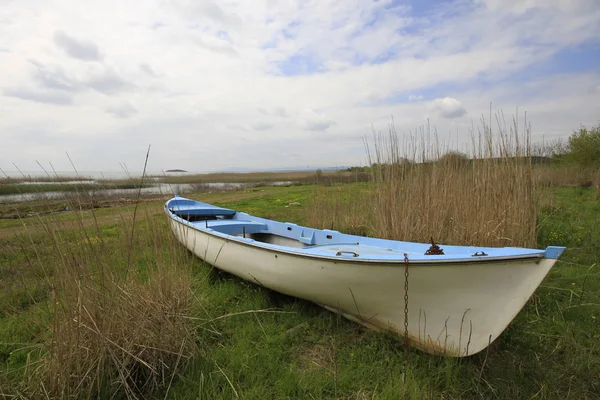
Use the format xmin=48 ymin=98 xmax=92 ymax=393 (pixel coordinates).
xmin=169 ymin=217 xmax=556 ymax=357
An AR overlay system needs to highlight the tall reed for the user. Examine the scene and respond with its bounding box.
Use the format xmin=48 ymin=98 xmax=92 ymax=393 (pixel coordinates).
xmin=308 ymin=114 xmax=539 ymax=248
xmin=365 ymin=114 xmax=537 ymax=247
xmin=6 ymin=194 xmax=199 ymax=398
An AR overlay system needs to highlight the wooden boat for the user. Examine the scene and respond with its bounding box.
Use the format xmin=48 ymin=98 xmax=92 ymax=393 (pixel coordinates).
xmin=165 ymin=195 xmax=565 ymax=357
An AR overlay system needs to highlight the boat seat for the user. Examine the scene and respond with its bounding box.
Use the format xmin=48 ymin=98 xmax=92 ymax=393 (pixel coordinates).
xmin=200 ymin=219 xmax=267 ymax=235
xmin=169 ymin=204 xmax=236 ymax=218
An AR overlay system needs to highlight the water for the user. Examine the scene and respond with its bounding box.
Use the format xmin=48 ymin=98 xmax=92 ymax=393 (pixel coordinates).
xmin=1 ymin=170 xmax=206 ymax=180
xmin=0 ymin=181 xmax=294 ymax=203
xmin=15 ymin=180 xmax=94 ymax=185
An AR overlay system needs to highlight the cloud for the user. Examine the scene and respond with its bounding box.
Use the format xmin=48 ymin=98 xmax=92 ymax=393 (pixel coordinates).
xmin=430 ymin=97 xmax=467 ymax=119
xmin=170 ymin=0 xmax=241 ymax=28
xmin=106 ymin=102 xmax=138 ymax=118
xmin=193 ymin=35 xmax=238 ymax=55
xmin=227 ymin=123 xmax=248 ymax=132
xmin=53 ymin=31 xmax=102 ymax=61
xmin=31 ymin=61 xmax=81 ymax=92
xmin=303 ymin=120 xmax=332 ymax=131
xmin=84 ymin=69 xmax=132 ymax=95
xmin=3 ymin=88 xmax=73 ymax=105
xmin=251 ymin=122 xmax=274 ymax=131
xmin=271 ymin=107 xmax=287 ymax=118
xmin=139 ymin=63 xmax=160 ymax=77
xmin=299 ymin=109 xmax=334 ymax=131
xmin=22 ymin=60 xmax=131 ymax=98
xmin=258 ymin=107 xmax=288 ymax=118
xmin=0 ymin=0 xmax=598 ymax=171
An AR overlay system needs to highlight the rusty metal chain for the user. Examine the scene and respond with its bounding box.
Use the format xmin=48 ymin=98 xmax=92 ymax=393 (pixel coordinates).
xmin=403 ymin=253 xmax=410 ymax=360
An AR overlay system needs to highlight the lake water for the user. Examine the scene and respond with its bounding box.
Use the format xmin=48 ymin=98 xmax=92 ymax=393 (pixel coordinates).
xmin=0 ymin=181 xmax=294 ymax=203
xmin=1 ymin=170 xmax=205 ymax=180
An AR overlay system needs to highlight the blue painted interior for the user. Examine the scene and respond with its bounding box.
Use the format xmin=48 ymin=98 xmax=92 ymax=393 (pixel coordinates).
xmin=168 ymin=197 xmax=236 ymax=217
xmin=203 ymin=219 xmax=267 ymax=235
xmin=166 ymin=196 xmax=566 ymax=263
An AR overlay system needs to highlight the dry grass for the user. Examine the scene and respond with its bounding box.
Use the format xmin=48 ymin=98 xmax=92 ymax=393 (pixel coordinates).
xmin=309 ymin=115 xmax=542 ymax=248
xmin=8 ymin=195 xmax=199 ymax=398
xmin=366 ymin=116 xmax=538 ymax=247
xmin=39 ymin=265 xmax=195 ymax=398
xmin=534 ymin=165 xmax=598 ymax=188
xmin=298 ymin=343 xmax=335 ymax=372
xmin=3 ymin=174 xmax=598 ymax=398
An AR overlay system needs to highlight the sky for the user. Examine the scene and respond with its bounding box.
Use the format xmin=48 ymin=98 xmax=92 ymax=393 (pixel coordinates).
xmin=0 ymin=0 xmax=599 ymax=173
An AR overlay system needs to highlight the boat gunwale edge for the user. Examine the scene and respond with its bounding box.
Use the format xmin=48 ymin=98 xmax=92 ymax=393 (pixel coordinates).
xmin=166 ymin=209 xmax=549 ymax=266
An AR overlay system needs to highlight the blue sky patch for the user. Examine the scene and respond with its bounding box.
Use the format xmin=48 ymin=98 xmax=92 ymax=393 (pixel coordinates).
xmin=282 ymin=20 xmax=300 ymax=40
xmin=277 ymin=54 xmax=323 ymax=76
xmin=519 ymin=43 xmax=600 ymax=77
xmin=216 ymin=30 xmax=231 ymax=42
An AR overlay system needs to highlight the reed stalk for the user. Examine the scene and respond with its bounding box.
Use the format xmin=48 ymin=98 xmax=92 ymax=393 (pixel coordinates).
xmin=310 ymin=113 xmax=540 ymax=248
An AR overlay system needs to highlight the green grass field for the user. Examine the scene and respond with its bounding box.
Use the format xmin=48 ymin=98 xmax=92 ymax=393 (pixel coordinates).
xmin=1 ymin=183 xmax=598 ymax=399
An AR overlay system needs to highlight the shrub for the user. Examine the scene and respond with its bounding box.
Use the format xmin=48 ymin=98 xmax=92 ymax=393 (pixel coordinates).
xmin=563 ymin=125 xmax=600 ymax=167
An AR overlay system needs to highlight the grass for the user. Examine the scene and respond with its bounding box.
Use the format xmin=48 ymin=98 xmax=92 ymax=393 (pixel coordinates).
xmin=534 ymin=165 xmax=600 ymax=189
xmin=0 ymin=182 xmax=151 ymax=196
xmin=0 ymin=193 xmax=199 ymax=398
xmin=168 ymin=184 xmax=599 ymax=399
xmin=1 ymin=182 xmax=598 ymax=399
xmin=0 ymin=115 xmax=598 ymax=398
xmin=154 ymin=170 xmax=370 ymax=185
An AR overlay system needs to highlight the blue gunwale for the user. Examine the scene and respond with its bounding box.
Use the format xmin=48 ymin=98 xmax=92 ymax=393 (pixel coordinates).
xmin=165 ymin=196 xmax=566 ymax=264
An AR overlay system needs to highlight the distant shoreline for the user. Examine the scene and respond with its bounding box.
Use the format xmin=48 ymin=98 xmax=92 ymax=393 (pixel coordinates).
xmin=0 ymin=167 xmax=347 ymax=180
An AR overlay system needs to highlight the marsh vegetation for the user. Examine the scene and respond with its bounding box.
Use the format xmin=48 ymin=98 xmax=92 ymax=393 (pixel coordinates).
xmin=1 ymin=120 xmax=598 ymax=399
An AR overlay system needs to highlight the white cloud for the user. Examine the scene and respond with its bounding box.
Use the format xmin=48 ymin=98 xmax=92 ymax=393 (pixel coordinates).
xmin=430 ymin=98 xmax=468 ymax=119
xmin=3 ymin=87 xmax=73 ymax=105
xmin=54 ymin=31 xmax=102 ymax=61
xmin=106 ymin=102 xmax=137 ymax=118
xmin=271 ymin=107 xmax=288 ymax=118
xmin=84 ymin=68 xmax=132 ymax=95
xmin=258 ymin=107 xmax=288 ymax=118
xmin=139 ymin=63 xmax=161 ymax=77
xmin=0 ymin=0 xmax=598 ymax=171
xmin=298 ymin=109 xmax=334 ymax=132
xmin=251 ymin=122 xmax=273 ymax=131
